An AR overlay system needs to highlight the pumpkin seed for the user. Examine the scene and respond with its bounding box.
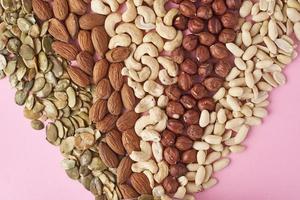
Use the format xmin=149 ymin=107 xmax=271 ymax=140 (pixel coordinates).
xmin=31 ymin=119 xmax=44 ymax=130
xmin=15 ymin=90 xmax=28 ymax=105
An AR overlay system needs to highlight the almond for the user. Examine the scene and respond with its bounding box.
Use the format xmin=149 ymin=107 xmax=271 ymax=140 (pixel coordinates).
xmin=89 ymin=99 xmax=107 ymax=123
xmin=122 ymin=129 xmax=141 ymax=154
xmin=130 ymin=173 xmax=152 ymax=195
xmin=108 ymin=63 xmax=124 ymax=91
xmin=95 ymin=79 xmax=112 ymax=100
xmin=106 ymin=47 xmax=131 ymax=63
xmin=48 ymin=19 xmax=70 ymax=42
xmin=52 ymin=41 xmax=79 ymax=61
xmin=79 ymin=13 xmax=106 ymax=30
xmin=32 ymin=0 xmax=53 ymax=21
xmin=76 ymin=51 xmax=94 ymax=75
xmin=121 ymin=83 xmax=136 ymax=111
xmin=118 ymin=184 xmax=139 ymax=199
xmin=65 ymin=13 xmax=79 ymax=39
xmin=93 ymin=59 xmax=109 ymax=85
xmin=96 ymin=114 xmax=118 ymax=133
xmin=66 ymin=66 xmax=90 ymax=87
xmin=77 ymin=30 xmax=94 ymax=54
xmin=98 ymin=142 xmax=119 ymax=168
xmin=107 ymin=91 xmax=122 ymax=116
xmin=117 ymin=157 xmax=133 ymax=184
xmin=106 ymin=129 xmax=125 ymax=155
xmin=117 ymin=111 xmax=139 ymax=132
xmin=68 ymin=0 xmax=87 ymax=16
xmin=91 ymin=26 xmax=108 ymax=58
xmin=53 ymin=0 xmax=69 ymax=20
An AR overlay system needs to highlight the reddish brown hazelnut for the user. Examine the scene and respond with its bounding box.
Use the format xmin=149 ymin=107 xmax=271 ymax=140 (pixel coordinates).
xmin=170 ymin=164 xmax=188 ymax=177
xmin=197 ymin=5 xmax=213 ymax=20
xmin=181 ymin=149 xmax=197 ymax=164
xmin=221 ymin=12 xmax=238 ymax=28
xmin=182 ymin=34 xmax=198 ymax=51
xmin=197 ymin=97 xmax=216 ymax=111
xmin=200 ymin=0 xmax=213 ymax=4
xmin=188 ymin=18 xmax=205 ymax=34
xmin=167 ymin=119 xmax=184 ymax=134
xmin=165 ymin=85 xmax=182 ymax=101
xmin=178 ymin=72 xmax=193 ymax=91
xmin=198 ymin=63 xmax=214 ymax=80
xmin=210 ymin=42 xmax=229 ymax=59
xmin=199 ymin=32 xmax=216 ymax=46
xmin=172 ymin=47 xmax=185 ymax=64
xmin=180 ymin=95 xmax=196 ymax=109
xmin=173 ymin=15 xmax=188 ymax=30
xmin=179 ymin=0 xmax=196 ymax=17
xmin=215 ymin=60 xmax=232 ymax=78
xmin=218 ymin=28 xmax=236 ymax=43
xmin=176 ymin=136 xmax=193 ymax=151
xmin=161 ymin=130 xmax=176 ymax=147
xmin=208 ymin=17 xmax=222 ymax=34
xmin=195 ymin=45 xmax=210 ymax=63
xmin=226 ymin=0 xmax=242 ymax=9
xmin=187 ymin=125 xmax=204 ymax=140
xmin=166 ymin=101 xmax=185 ymax=119
xmin=163 ymin=176 xmax=179 ymax=194
xmin=191 ymin=83 xmax=208 ymax=100
xmin=183 ymin=110 xmax=200 ymax=125
xmin=212 ymin=0 xmax=227 ymax=15
xmin=164 ymin=147 xmax=180 ymax=165
xmin=180 ymin=58 xmax=198 ymax=75
xmin=203 ymin=77 xmax=223 ymax=92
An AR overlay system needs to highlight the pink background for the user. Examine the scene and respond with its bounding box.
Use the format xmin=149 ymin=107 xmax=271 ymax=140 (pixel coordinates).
xmin=1 ymin=55 xmax=300 ymax=199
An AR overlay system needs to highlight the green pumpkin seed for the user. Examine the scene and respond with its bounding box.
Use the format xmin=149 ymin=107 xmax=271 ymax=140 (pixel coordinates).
xmin=7 ymin=38 xmax=21 ymax=53
xmin=23 ymin=35 xmax=34 ymax=48
xmin=0 ymin=70 xmax=5 ymax=79
xmin=36 ymin=82 xmax=52 ymax=98
xmin=15 ymin=90 xmax=28 ymax=105
xmin=46 ymin=123 xmax=58 ymax=144
xmin=60 ymin=136 xmax=75 ymax=154
xmin=61 ymin=159 xmax=76 ymax=170
xmin=31 ymin=119 xmax=44 ymax=130
xmin=0 ymin=54 xmax=6 ymax=70
xmin=4 ymin=60 xmax=16 ymax=75
xmin=23 ymin=107 xmax=42 ymax=120
xmin=19 ymin=44 xmax=35 ymax=60
xmin=21 ymin=0 xmax=32 ymax=13
xmin=28 ymin=24 xmax=39 ymax=38
xmin=45 ymin=71 xmax=57 ymax=85
xmin=31 ymin=77 xmax=46 ymax=93
xmin=43 ymin=99 xmax=58 ymax=120
xmin=38 ymin=51 xmax=48 ymax=72
xmin=54 ymin=79 xmax=70 ymax=92
xmin=34 ymin=38 xmax=41 ymax=54
xmin=67 ymin=87 xmax=76 ymax=108
xmin=65 ymin=167 xmax=79 ymax=180
xmin=9 ymin=74 xmax=18 ymax=87
xmin=25 ymin=94 xmax=35 ymax=110
xmin=54 ymin=120 xmax=65 ymax=139
xmin=54 ymin=91 xmax=68 ymax=101
xmin=40 ymin=21 xmax=49 ymax=37
xmin=15 ymin=66 xmax=26 ymax=81
xmin=49 ymin=56 xmax=63 ymax=78
xmin=17 ymin=17 xmax=31 ymax=33
xmin=42 ymin=35 xmax=53 ymax=54
xmin=32 ymin=100 xmax=45 ymax=113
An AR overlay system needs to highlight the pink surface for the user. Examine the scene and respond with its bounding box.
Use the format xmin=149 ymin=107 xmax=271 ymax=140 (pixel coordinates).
xmin=1 ymin=57 xmax=300 ymax=200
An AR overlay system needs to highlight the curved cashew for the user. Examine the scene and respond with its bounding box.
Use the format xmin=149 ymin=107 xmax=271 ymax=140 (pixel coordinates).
xmin=164 ymin=8 xmax=179 ymax=26
xmin=135 ymin=95 xmax=156 ymax=113
xmin=164 ymin=31 xmax=183 ymax=52
xmin=178 ymin=176 xmax=188 ymax=186
xmin=157 ymin=95 xmax=169 ymax=108
xmin=152 ymin=141 xmax=163 ymax=162
xmin=153 ymin=0 xmax=167 ymax=17
xmin=149 ymin=106 xmax=164 ymax=122
xmin=122 ymin=0 xmax=137 ymax=22
xmin=108 ymin=34 xmax=131 ymax=49
xmin=143 ymin=80 xmax=164 ymax=97
xmin=129 ymin=67 xmax=151 ymax=82
xmin=128 ymin=78 xmax=145 ymax=99
xmin=156 ymin=17 xmax=176 ymax=40
xmin=144 ymin=170 xmax=155 ymax=188
xmin=117 ymin=0 xmax=126 ymax=3
xmin=143 ymin=32 xmax=164 ymax=52
xmin=133 ymin=0 xmax=143 ymax=6
xmin=130 ymin=141 xmax=152 ymax=162
xmin=116 ymin=23 xmax=143 ymax=45
xmin=134 ymin=43 xmax=159 ymax=61
xmin=157 ymin=56 xmax=178 ymax=77
xmin=105 ymin=13 xmax=122 ymax=37
xmin=154 ymin=161 xmax=169 ymax=183
xmin=124 ymin=44 xmax=142 ymax=71
xmin=141 ymin=56 xmax=159 ymax=80
xmin=135 ymin=115 xmax=156 ymax=135
xmin=140 ymin=129 xmax=161 ymax=142
xmin=137 ymin=6 xmax=156 ymax=23
xmin=91 ymin=0 xmax=111 ymax=15
xmin=135 ymin=16 xmax=156 ymax=31
xmin=131 ymin=159 xmax=158 ymax=174
xmin=153 ymin=185 xmax=165 ymax=197
xmin=174 ymin=186 xmax=187 ymax=199
xmin=148 ymin=111 xmax=168 ymax=132
xmin=159 ymin=69 xmax=178 ymax=85
xmin=103 ymin=0 xmax=119 ymax=12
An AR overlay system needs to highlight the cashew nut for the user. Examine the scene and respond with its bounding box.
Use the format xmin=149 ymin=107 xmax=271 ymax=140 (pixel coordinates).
xmin=135 ymin=95 xmax=156 ymax=113
xmin=149 ymin=106 xmax=164 ymax=122
xmin=163 ymin=8 xmax=179 ymax=26
xmin=135 ymin=115 xmax=156 ymax=135
xmin=131 ymin=159 xmax=158 ymax=173
xmin=140 ymin=129 xmax=161 ymax=142
xmin=156 ymin=17 xmax=176 ymax=40
xmin=134 ymin=43 xmax=159 ymax=61
xmin=178 ymin=176 xmax=188 ymax=186
xmin=141 ymin=56 xmax=159 ymax=80
xmin=153 ymin=185 xmax=165 ymax=197
xmin=116 ymin=23 xmax=143 ymax=45
xmin=129 ymin=67 xmax=151 ymax=82
xmin=104 ymin=13 xmax=122 ymax=37
xmin=108 ymin=34 xmax=131 ymax=49
xmin=103 ymin=0 xmax=119 ymax=12
xmin=143 ymin=32 xmax=164 ymax=52
xmin=174 ymin=186 xmax=187 ymax=199
xmin=133 ymin=0 xmax=143 ymax=6
xmin=154 ymin=161 xmax=169 ymax=183
xmin=117 ymin=0 xmax=126 ymax=3
xmin=130 ymin=141 xmax=152 ymax=162
xmin=159 ymin=69 xmax=178 ymax=85
xmin=157 ymin=95 xmax=169 ymax=108
xmin=157 ymin=56 xmax=178 ymax=77
xmin=152 ymin=141 xmax=163 ymax=162
xmin=128 ymin=78 xmax=145 ymax=99
xmin=147 ymin=111 xmax=168 ymax=132
xmin=124 ymin=44 xmax=142 ymax=71
xmin=164 ymin=31 xmax=183 ymax=52
xmin=137 ymin=6 xmax=156 ymax=23
xmin=144 ymin=170 xmax=155 ymax=188
xmin=143 ymin=80 xmax=164 ymax=97
xmin=91 ymin=0 xmax=111 ymax=15
xmin=122 ymin=0 xmax=137 ymax=22
xmin=153 ymin=0 xmax=167 ymax=17
xmin=135 ymin=16 xmax=156 ymax=31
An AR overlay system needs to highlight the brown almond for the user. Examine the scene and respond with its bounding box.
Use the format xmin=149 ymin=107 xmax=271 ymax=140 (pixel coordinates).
xmin=95 ymin=79 xmax=112 ymax=100
xmin=130 ymin=173 xmax=152 ymax=195
xmin=118 ymin=184 xmax=139 ymax=199
xmin=108 ymin=63 xmax=124 ymax=91
xmin=76 ymin=51 xmax=94 ymax=75
xmin=66 ymin=66 xmax=90 ymax=87
xmin=96 ymin=114 xmax=118 ymax=133
xmin=79 ymin=13 xmax=106 ymax=30
xmin=107 ymin=91 xmax=122 ymax=116
xmin=117 ymin=157 xmax=133 ymax=184
xmin=98 ymin=142 xmax=119 ymax=168
xmin=122 ymin=129 xmax=141 ymax=154
xmin=91 ymin=26 xmax=108 ymax=58
xmin=106 ymin=129 xmax=125 ymax=155
xmin=106 ymin=47 xmax=131 ymax=63
xmin=77 ymin=30 xmax=94 ymax=54
xmin=65 ymin=13 xmax=79 ymax=39
xmin=117 ymin=111 xmax=139 ymax=132
xmin=121 ymin=84 xmax=136 ymax=111
xmin=89 ymin=99 xmax=107 ymax=123
xmin=93 ymin=59 xmax=109 ymax=85
xmin=68 ymin=0 xmax=87 ymax=16
xmin=52 ymin=41 xmax=79 ymax=61
xmin=32 ymin=0 xmax=53 ymax=21
xmin=48 ymin=18 xmax=70 ymax=42
xmin=53 ymin=0 xmax=69 ymax=20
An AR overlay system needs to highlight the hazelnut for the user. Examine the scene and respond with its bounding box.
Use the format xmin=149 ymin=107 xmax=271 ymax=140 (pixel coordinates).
xmin=165 ymin=85 xmax=182 ymax=101
xmin=181 ymin=149 xmax=197 ymax=164
xmin=166 ymin=101 xmax=185 ymax=119
xmin=210 ymin=42 xmax=229 ymax=59
xmin=161 ymin=130 xmax=176 ymax=147
xmin=175 ymin=136 xmax=193 ymax=151
xmin=163 ymin=176 xmax=179 ymax=194
xmin=183 ymin=110 xmax=200 ymax=125
xmin=208 ymin=17 xmax=222 ymax=34
xmin=170 ymin=164 xmax=188 ymax=177
xmin=197 ymin=5 xmax=213 ymax=20
xmin=195 ymin=45 xmax=210 ymax=63
xmin=212 ymin=0 xmax=227 ymax=15
xmin=199 ymin=32 xmax=216 ymax=46
xmin=178 ymin=72 xmax=193 ymax=91
xmin=215 ymin=60 xmax=232 ymax=78
xmin=203 ymin=77 xmax=223 ymax=92
xmin=226 ymin=0 xmax=242 ymax=9
xmin=171 ymin=47 xmax=185 ymax=64
xmin=197 ymin=97 xmax=216 ymax=111
xmin=187 ymin=125 xmax=204 ymax=140
xmin=179 ymin=0 xmax=196 ymax=17
xmin=200 ymin=0 xmax=213 ymax=4
xmin=218 ymin=28 xmax=236 ymax=43
xmin=221 ymin=12 xmax=238 ymax=28
xmin=167 ymin=119 xmax=184 ymax=134
xmin=180 ymin=58 xmax=197 ymax=75
xmin=180 ymin=95 xmax=196 ymax=109
xmin=191 ymin=83 xmax=208 ymax=100
xmin=164 ymin=147 xmax=180 ymax=165
xmin=173 ymin=15 xmax=188 ymax=30
xmin=198 ymin=63 xmax=214 ymax=80
xmin=188 ymin=18 xmax=205 ymax=34
xmin=182 ymin=34 xmax=198 ymax=51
